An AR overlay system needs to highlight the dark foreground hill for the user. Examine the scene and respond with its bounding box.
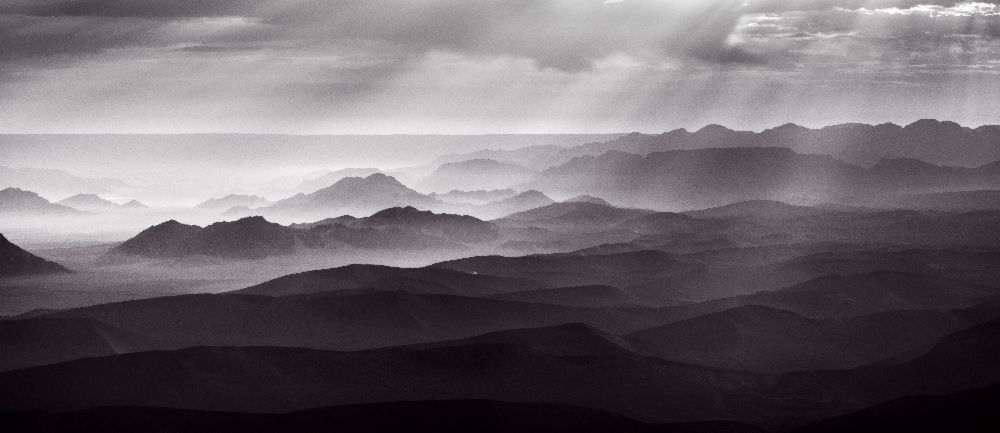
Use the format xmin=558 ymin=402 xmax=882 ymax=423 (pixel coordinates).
xmin=792 ymin=383 xmax=1000 ymax=433
xmin=0 ymin=317 xmax=998 ymax=424
xmin=0 ymin=400 xmax=696 ymax=433
xmin=0 ymin=234 xmax=71 ymax=276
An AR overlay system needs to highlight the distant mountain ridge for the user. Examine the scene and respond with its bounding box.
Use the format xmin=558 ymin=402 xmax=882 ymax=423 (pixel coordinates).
xmin=0 ymin=166 xmax=128 ymax=199
xmin=438 ymin=120 xmax=1000 ymax=170
xmin=526 ymin=147 xmax=1000 ymax=210
xmin=57 ymin=194 xmax=121 ymax=211
xmin=195 ymin=194 xmax=271 ymax=210
xmin=0 ymin=188 xmax=82 ymax=215
xmin=108 ymin=207 xmax=500 ymax=260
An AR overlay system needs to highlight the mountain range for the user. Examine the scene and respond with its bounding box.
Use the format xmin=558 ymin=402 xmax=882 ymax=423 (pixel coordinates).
xmin=107 ymin=207 xmax=501 ymax=260
xmin=439 ymin=120 xmax=1000 ymax=170
xmin=0 ymin=188 xmax=82 ymax=215
xmin=0 ymin=166 xmax=128 ymax=200
xmin=55 ymin=194 xmax=147 ymax=212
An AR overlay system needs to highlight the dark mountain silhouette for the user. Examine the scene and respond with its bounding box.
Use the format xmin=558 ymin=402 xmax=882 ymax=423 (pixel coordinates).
xmin=419 ymin=159 xmax=535 ymax=193
xmin=770 ymin=317 xmax=1000 ymax=414
xmin=0 ymin=233 xmax=71 ymax=276
xmin=0 ymin=318 xmax=163 ymax=371
xmin=650 ymin=271 xmax=1000 ymax=322
xmin=0 ymin=400 xmax=672 ymax=433
xmin=0 ymin=342 xmax=780 ymax=422
xmin=236 ymin=263 xmax=548 ymax=297
xmin=409 ymin=323 xmax=638 ymax=358
xmin=434 ymin=250 xmax=704 ymax=304
xmin=195 ymin=194 xmax=271 ymax=210
xmin=343 ymin=206 xmax=499 ymax=244
xmin=265 ymin=174 xmax=441 ymax=219
xmin=295 ymin=207 xmax=499 ymax=250
xmin=293 ymin=168 xmax=382 ymax=194
xmin=37 ymin=291 xmax=663 ymax=353
xmin=429 ymin=189 xmax=517 ymax=205
xmin=107 ymin=220 xmax=202 ymax=258
xmin=120 ymin=199 xmax=148 ymax=209
xmin=497 ymin=202 xmax=654 ymax=231
xmin=478 ymin=190 xmax=556 ymax=219
xmin=626 ymin=305 xmax=998 ymax=373
xmin=0 ymin=188 xmax=82 ymax=215
xmin=56 ymin=194 xmax=120 ymax=211
xmin=792 ymin=383 xmax=1000 ymax=433
xmin=110 ymin=207 xmax=498 ymax=259
xmin=684 ymin=200 xmax=830 ymax=220
xmin=1 ymin=317 xmax=998 ymax=424
xmin=107 ymin=217 xmax=297 ymax=259
xmin=492 ymin=285 xmax=642 ymax=308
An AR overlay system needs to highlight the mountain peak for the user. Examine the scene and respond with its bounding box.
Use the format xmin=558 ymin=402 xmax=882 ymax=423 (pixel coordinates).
xmin=905 ymin=119 xmax=964 ymax=131
xmin=369 ymin=206 xmax=425 ymax=218
xmin=696 ymin=124 xmax=733 ymax=134
xmin=121 ymin=200 xmax=148 ymax=208
xmin=233 ymin=215 xmax=272 ymax=225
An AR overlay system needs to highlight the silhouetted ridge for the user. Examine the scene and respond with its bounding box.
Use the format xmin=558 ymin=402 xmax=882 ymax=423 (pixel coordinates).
xmin=0 ymin=233 xmax=72 ymax=276
xmin=0 ymin=400 xmax=669 ymax=433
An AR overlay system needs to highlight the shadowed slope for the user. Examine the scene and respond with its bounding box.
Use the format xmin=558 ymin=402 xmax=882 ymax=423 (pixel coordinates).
xmin=0 ymin=234 xmax=71 ymax=276
xmin=0 ymin=400 xmax=674 ymax=433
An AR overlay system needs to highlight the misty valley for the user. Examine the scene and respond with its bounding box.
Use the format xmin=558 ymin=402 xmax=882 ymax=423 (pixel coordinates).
xmin=0 ymin=121 xmax=999 ymax=432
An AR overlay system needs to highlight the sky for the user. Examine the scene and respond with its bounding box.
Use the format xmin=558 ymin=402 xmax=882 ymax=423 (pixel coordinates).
xmin=1 ymin=0 xmax=1000 ymax=134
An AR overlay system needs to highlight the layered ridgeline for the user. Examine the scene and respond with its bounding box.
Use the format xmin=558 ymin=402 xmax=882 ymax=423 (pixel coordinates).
xmin=105 ymin=198 xmax=1000 ymax=261
xmin=437 ymin=120 xmax=1000 ymax=170
xmin=106 ymin=207 xmax=500 ymax=260
xmin=524 ymin=147 xmax=1000 ymax=210
xmin=1 ymin=299 xmax=998 ymax=426
xmin=0 ymin=233 xmax=71 ymax=276
xmin=56 ymin=194 xmax=147 ymax=212
xmin=247 ymin=147 xmax=1000 ymax=221
xmin=3 ymin=223 xmax=1000 ymax=429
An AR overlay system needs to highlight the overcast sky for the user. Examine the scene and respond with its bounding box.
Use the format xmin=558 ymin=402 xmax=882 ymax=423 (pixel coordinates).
xmin=2 ymin=0 xmax=999 ymax=133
